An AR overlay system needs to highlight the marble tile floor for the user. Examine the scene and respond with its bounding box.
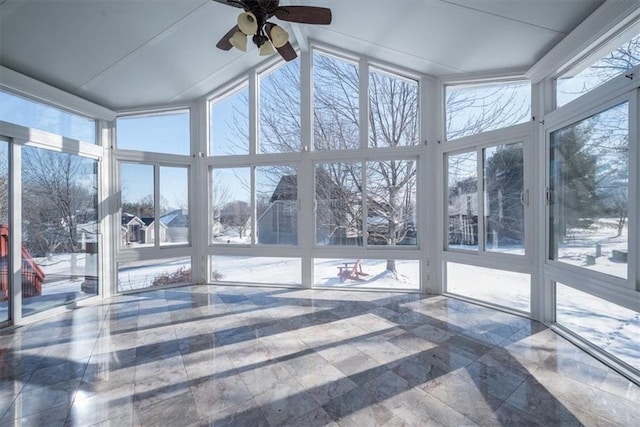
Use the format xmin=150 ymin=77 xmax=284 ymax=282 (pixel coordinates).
xmin=0 ymin=285 xmax=638 ymax=426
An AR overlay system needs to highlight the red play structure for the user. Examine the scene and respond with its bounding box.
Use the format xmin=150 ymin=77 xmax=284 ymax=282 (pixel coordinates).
xmin=0 ymin=224 xmax=45 ymax=301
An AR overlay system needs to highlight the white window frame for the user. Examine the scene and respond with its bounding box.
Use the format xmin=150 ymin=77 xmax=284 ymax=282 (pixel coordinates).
xmin=543 ymin=65 xmax=640 ymax=311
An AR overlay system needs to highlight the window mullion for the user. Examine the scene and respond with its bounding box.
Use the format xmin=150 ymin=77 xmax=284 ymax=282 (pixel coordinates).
xmin=478 ymin=148 xmax=485 ymax=254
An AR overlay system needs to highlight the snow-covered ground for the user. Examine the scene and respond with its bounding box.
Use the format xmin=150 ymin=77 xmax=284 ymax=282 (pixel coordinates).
xmin=446 ymin=262 xmax=530 ymax=312
xmin=118 ymin=257 xmax=191 ymax=292
xmin=556 ymin=219 xmax=628 ymax=279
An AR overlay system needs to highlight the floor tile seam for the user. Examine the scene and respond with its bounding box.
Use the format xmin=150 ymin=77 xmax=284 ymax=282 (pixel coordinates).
xmin=404 ymin=384 xmax=479 ymax=426
xmin=0 ymin=393 xmax=19 ymax=423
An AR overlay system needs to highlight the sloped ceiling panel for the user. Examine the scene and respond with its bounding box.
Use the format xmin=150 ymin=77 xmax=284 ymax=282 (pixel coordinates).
xmin=0 ymin=0 xmax=605 ymax=111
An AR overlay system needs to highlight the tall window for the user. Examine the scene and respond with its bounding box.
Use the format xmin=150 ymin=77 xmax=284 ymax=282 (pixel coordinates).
xmin=259 ymin=60 xmax=301 ymax=153
xmin=447 ymin=143 xmax=525 ymax=254
xmin=369 ymin=68 xmax=419 ymax=148
xmin=313 ymin=51 xmax=359 ymax=150
xmin=120 ymin=163 xmax=154 ymax=248
xmin=549 ymin=102 xmax=629 ymax=280
xmin=210 ymin=86 xmax=249 ymax=156
xmin=210 ymin=168 xmax=251 ymax=245
xmin=21 ymin=146 xmax=98 ymax=316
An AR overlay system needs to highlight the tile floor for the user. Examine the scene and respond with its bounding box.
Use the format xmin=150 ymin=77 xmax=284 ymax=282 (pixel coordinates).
xmin=0 ymin=285 xmax=638 ymax=426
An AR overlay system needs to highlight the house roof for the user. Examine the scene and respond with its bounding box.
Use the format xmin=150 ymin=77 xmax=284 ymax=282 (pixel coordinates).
xmin=0 ymin=0 xmax=605 ymax=111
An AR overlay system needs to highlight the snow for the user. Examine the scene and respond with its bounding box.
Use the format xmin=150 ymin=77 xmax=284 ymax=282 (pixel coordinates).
xmin=556 ymin=219 xmax=628 ymax=279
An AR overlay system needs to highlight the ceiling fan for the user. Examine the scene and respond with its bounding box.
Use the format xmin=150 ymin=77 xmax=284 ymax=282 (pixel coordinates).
xmin=213 ymin=0 xmax=332 ymax=61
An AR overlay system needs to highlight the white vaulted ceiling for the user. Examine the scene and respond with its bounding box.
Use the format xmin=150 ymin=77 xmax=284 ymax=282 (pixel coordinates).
xmin=0 ymin=0 xmax=604 ymax=111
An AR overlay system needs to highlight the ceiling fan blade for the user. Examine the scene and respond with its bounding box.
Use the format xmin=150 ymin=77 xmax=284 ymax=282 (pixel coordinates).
xmin=274 ymin=6 xmax=332 ymax=25
xmin=211 ymin=0 xmax=245 ymax=9
xmin=276 ymin=41 xmax=297 ymax=62
xmin=216 ymin=25 xmax=240 ymax=50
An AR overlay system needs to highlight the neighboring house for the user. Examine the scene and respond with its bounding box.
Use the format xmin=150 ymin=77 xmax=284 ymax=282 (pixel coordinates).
xmin=258 ymin=172 xmax=361 ymax=245
xmin=258 ymin=175 xmax=298 ymax=245
xmin=121 ymin=213 xmax=167 ymax=245
xmin=448 ymin=178 xmax=478 ymax=245
xmin=160 ymin=209 xmax=189 ymax=243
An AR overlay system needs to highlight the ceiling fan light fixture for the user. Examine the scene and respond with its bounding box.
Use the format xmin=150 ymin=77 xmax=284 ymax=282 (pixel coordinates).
xmin=229 ymin=30 xmax=247 ymax=51
xmin=268 ymin=24 xmax=289 ymax=48
xmin=259 ymin=40 xmax=275 ymax=56
xmin=237 ymin=11 xmax=258 ymax=35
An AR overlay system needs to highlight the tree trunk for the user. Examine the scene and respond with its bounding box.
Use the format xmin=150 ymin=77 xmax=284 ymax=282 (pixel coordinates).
xmin=386 ymin=259 xmax=396 ymax=272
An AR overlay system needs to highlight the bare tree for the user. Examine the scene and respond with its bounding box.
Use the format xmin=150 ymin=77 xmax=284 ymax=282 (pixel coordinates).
xmin=220 ymin=200 xmax=251 ymax=238
xmin=21 ymin=147 xmax=97 ymax=256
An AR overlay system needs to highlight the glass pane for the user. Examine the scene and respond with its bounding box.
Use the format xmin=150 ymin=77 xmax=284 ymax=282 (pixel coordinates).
xmin=0 ymin=90 xmax=96 ymax=143
xmin=0 ymin=141 xmax=8 ymax=322
xmin=556 ymin=283 xmax=639 ymax=369
xmin=259 ymin=60 xmax=300 ymax=153
xmin=313 ymin=52 xmax=359 ymax=150
xmin=550 ymin=103 xmax=628 ymax=279
xmin=256 ymin=165 xmax=297 ymax=245
xmin=315 ymin=162 xmax=362 ymax=246
xmin=120 ymin=163 xmax=155 ymax=248
xmin=447 ymin=262 xmax=530 ymax=313
xmin=116 ymin=110 xmax=190 ymax=155
xmin=447 ymin=152 xmax=478 ymax=251
xmin=160 ymin=167 xmax=189 ymax=246
xmin=21 ymin=146 xmax=99 ymax=316
xmin=211 ymin=168 xmax=251 ymax=245
xmin=314 ymin=258 xmax=419 ymax=290
xmin=369 ymin=68 xmax=419 ymax=147
xmin=211 ymin=256 xmax=301 ymax=285
xmin=210 ymin=86 xmax=249 ymax=156
xmin=557 ymin=34 xmax=640 ymax=107
xmin=118 ymin=257 xmax=191 ymax=292
xmin=446 ymin=81 xmax=530 ymax=140
xmin=483 ymin=142 xmax=524 ymax=254
xmin=367 ymin=160 xmax=417 ymax=246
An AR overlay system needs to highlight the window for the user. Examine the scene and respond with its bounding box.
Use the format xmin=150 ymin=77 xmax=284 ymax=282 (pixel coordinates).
xmin=211 ymin=168 xmax=251 ymax=245
xmin=556 ymin=283 xmax=639 ymax=370
xmin=118 ymin=257 xmax=191 ymax=292
xmin=314 ymin=258 xmax=420 ymax=290
xmin=445 ymin=81 xmax=531 ymax=141
xmin=557 ymin=33 xmax=640 ymax=107
xmin=116 ymin=110 xmax=190 ymax=155
xmin=211 ymin=256 xmax=301 ymax=285
xmin=549 ymin=102 xmax=628 ymax=280
xmin=315 ymin=162 xmax=362 ymax=246
xmin=259 ymin=60 xmax=301 ymax=153
xmin=369 ymin=68 xmax=419 ymax=147
xmin=210 ymin=86 xmax=249 ymax=156
xmin=120 ymin=163 xmax=154 ymax=248
xmin=447 ymin=151 xmax=478 ymax=251
xmin=256 ymin=165 xmax=298 ymax=245
xmin=484 ymin=143 xmax=525 ymax=254
xmin=21 ymin=146 xmax=99 ymax=316
xmin=447 ymin=262 xmax=530 ymax=313
xmin=366 ymin=159 xmax=417 ymax=246
xmin=159 ymin=166 xmax=189 ymax=246
xmin=0 ymin=89 xmax=96 ymax=143
xmin=313 ymin=51 xmax=359 ymax=150
xmin=120 ymin=163 xmax=190 ymax=248
xmin=447 ymin=142 xmax=525 ymax=254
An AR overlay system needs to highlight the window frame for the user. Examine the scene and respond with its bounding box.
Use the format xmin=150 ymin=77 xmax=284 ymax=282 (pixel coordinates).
xmin=544 ymin=84 xmax=638 ymax=299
